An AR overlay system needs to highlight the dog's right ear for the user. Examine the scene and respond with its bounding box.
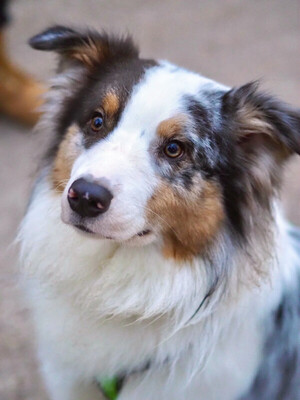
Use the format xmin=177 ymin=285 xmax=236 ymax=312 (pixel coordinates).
xmin=29 ymin=25 xmax=139 ymax=69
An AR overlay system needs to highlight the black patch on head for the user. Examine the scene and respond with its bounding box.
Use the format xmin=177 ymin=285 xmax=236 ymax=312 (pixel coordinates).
xmin=31 ymin=26 xmax=157 ymax=162
xmin=56 ymin=57 xmax=156 ymax=150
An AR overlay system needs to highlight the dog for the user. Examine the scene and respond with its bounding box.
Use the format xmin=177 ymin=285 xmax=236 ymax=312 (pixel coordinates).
xmin=19 ymin=25 xmax=300 ymax=400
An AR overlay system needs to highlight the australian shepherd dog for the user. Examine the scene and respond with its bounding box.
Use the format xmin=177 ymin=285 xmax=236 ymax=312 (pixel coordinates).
xmin=19 ymin=26 xmax=300 ymax=400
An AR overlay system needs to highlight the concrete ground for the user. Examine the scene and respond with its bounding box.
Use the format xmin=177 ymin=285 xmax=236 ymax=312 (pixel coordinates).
xmin=0 ymin=0 xmax=299 ymax=399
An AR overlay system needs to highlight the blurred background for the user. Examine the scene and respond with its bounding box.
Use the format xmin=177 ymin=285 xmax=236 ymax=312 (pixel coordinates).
xmin=0 ymin=0 xmax=299 ymax=399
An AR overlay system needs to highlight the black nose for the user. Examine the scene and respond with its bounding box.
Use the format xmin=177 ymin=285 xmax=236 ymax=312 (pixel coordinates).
xmin=67 ymin=178 xmax=113 ymax=218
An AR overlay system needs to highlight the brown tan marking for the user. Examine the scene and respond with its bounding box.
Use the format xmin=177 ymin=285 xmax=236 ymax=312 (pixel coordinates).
xmin=147 ymin=180 xmax=224 ymax=262
xmin=157 ymin=115 xmax=187 ymax=139
xmin=102 ymin=91 xmax=120 ymax=118
xmin=69 ymin=38 xmax=109 ymax=69
xmin=51 ymin=125 xmax=82 ymax=192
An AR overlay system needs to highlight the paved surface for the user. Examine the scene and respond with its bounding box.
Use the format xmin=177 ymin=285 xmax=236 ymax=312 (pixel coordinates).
xmin=0 ymin=1 xmax=299 ymax=398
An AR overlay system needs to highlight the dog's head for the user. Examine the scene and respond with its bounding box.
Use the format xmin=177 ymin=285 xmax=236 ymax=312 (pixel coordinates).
xmin=30 ymin=26 xmax=300 ymax=261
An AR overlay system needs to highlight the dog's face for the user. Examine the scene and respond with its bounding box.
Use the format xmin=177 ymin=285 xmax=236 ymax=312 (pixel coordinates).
xmin=31 ymin=26 xmax=300 ymax=261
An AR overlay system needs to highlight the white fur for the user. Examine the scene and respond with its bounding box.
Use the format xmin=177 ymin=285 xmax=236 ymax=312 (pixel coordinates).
xmin=19 ymin=63 xmax=299 ymax=400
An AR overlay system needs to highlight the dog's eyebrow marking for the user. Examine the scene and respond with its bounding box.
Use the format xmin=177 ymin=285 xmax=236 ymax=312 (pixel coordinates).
xmin=157 ymin=115 xmax=187 ymax=139
xmin=102 ymin=91 xmax=120 ymax=117
xmin=140 ymin=130 xmax=145 ymax=137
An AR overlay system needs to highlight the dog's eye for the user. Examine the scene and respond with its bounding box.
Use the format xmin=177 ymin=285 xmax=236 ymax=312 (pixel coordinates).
xmin=164 ymin=141 xmax=184 ymax=158
xmin=90 ymin=112 xmax=104 ymax=131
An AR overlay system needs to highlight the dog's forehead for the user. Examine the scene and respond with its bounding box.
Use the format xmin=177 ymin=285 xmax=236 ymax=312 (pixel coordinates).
xmin=119 ymin=62 xmax=225 ymax=134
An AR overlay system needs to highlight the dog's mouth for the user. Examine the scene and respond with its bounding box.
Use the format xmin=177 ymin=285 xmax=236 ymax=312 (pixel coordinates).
xmin=136 ymin=229 xmax=151 ymax=237
xmin=74 ymin=224 xmax=152 ymax=241
xmin=74 ymin=224 xmax=94 ymax=234
xmin=74 ymin=224 xmax=112 ymax=239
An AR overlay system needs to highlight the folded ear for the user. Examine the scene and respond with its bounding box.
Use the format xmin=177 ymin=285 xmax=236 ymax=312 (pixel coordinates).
xmin=29 ymin=25 xmax=139 ymax=69
xmin=220 ymin=83 xmax=300 ymax=239
xmin=222 ymin=82 xmax=300 ymax=159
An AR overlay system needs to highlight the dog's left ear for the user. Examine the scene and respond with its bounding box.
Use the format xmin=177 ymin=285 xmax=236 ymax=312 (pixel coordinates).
xmin=222 ymin=82 xmax=300 ymax=159
xmin=29 ymin=25 xmax=139 ymax=69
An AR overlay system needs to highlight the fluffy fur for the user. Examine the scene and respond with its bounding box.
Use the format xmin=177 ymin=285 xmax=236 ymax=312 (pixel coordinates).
xmin=19 ymin=26 xmax=300 ymax=399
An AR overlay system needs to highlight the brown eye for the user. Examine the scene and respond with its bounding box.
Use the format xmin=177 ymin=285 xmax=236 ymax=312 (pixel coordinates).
xmin=164 ymin=141 xmax=184 ymax=158
xmin=90 ymin=112 xmax=104 ymax=132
